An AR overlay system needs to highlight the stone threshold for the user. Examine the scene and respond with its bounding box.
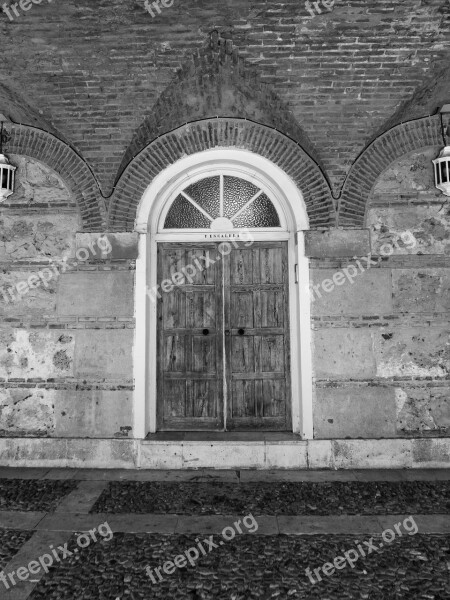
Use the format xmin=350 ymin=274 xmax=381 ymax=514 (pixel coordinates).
xmin=145 ymin=432 xmax=302 ymax=441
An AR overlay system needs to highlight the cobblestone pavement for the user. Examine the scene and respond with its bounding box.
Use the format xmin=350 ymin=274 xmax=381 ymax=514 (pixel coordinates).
xmin=0 ymin=530 xmax=33 ymax=569
xmin=1 ymin=470 xmax=449 ymax=600
xmin=91 ymin=481 xmax=450 ymax=515
xmin=27 ymin=532 xmax=450 ymax=600
xmin=0 ymin=479 xmax=78 ymax=511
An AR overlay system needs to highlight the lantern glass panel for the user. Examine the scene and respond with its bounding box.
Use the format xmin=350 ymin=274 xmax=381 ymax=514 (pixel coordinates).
xmin=441 ymin=160 xmax=449 ymax=183
xmin=1 ymin=167 xmax=7 ymax=190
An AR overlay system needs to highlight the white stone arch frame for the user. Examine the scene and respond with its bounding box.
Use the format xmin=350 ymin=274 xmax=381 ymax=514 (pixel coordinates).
xmin=133 ymin=148 xmax=313 ymax=438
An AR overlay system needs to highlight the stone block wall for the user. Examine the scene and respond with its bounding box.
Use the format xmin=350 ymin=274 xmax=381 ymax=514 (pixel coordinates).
xmin=0 ymin=157 xmax=135 ymax=438
xmin=312 ymin=147 xmax=450 ymax=439
xmin=1 ymin=147 xmax=450 ymax=444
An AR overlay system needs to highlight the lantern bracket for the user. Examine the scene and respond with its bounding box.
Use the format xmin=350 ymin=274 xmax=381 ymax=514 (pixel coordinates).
xmin=0 ymin=122 xmax=11 ymax=152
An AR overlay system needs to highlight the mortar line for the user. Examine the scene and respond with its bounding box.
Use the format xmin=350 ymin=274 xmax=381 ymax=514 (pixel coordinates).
xmin=33 ymin=512 xmax=50 ymax=530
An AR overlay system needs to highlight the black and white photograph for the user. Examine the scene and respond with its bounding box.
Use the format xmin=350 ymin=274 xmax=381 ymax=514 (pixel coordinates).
xmin=0 ymin=0 xmax=449 ymax=598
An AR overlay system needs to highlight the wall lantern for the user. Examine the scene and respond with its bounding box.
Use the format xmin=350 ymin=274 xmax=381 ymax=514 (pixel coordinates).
xmin=433 ymin=104 xmax=450 ymax=197
xmin=0 ymin=122 xmax=16 ymax=202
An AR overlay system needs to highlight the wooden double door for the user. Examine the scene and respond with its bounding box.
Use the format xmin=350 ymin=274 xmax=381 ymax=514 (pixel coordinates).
xmin=157 ymin=241 xmax=291 ymax=431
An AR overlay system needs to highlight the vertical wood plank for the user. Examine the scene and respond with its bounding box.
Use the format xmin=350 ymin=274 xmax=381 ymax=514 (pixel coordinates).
xmin=223 ymin=241 xmax=231 ymax=429
xmin=157 ymin=243 xmax=223 ymax=430
xmin=227 ymin=242 xmax=291 ymax=430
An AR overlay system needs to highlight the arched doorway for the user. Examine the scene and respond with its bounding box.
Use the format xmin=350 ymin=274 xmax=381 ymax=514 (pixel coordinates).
xmin=134 ymin=149 xmax=313 ymax=437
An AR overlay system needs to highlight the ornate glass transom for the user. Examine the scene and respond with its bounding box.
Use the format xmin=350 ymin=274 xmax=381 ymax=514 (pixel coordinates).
xmin=163 ymin=175 xmax=281 ymax=230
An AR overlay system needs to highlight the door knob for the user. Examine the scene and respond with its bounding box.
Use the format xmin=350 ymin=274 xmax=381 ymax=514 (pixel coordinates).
xmin=202 ymin=329 xmax=209 ymax=336
xmin=238 ymin=328 xmax=245 ymax=335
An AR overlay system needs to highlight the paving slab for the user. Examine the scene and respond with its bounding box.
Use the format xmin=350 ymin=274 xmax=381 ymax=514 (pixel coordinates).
xmin=41 ymin=469 xmax=80 ymax=481
xmin=277 ymin=515 xmax=384 ymax=535
xmin=34 ymin=512 xmax=111 ymax=532
xmin=33 ymin=512 xmax=179 ymax=534
xmin=0 ymin=512 xmax=46 ymax=530
xmin=1 ymin=467 xmax=449 ymax=483
xmin=353 ymin=469 xmax=406 ymax=482
xmin=107 ymin=514 xmax=179 ymax=533
xmin=353 ymin=469 xmax=450 ymax=481
xmin=175 ymin=515 xmax=278 ymax=535
xmin=0 ymin=584 xmax=36 ymax=600
xmin=377 ymin=514 xmax=450 ymax=534
xmin=151 ymin=469 xmax=239 ymax=482
xmin=70 ymin=469 xmax=240 ymax=482
xmin=54 ymin=481 xmax=108 ymax=514
xmin=0 ymin=530 xmax=72 ymax=600
xmin=2 ymin=510 xmax=447 ymax=538
xmin=65 ymin=468 xmax=139 ymax=481
xmin=400 ymin=469 xmax=450 ymax=481
xmin=0 ymin=468 xmax=49 ymax=480
xmin=239 ymin=469 xmax=359 ymax=482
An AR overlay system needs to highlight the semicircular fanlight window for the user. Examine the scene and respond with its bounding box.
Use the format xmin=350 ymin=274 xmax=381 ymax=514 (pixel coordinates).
xmin=163 ymin=175 xmax=281 ymax=229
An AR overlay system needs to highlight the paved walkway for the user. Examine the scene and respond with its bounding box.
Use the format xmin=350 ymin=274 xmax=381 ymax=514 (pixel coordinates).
xmin=1 ymin=466 xmax=450 ymax=481
xmin=0 ymin=468 xmax=449 ymax=599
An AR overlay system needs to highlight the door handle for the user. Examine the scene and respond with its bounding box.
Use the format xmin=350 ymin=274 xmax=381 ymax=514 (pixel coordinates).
xmin=203 ymin=329 xmax=209 ymax=336
xmin=238 ymin=328 xmax=245 ymax=336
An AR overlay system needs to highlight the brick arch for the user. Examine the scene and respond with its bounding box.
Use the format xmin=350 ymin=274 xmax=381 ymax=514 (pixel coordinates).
xmin=117 ymin=30 xmax=324 ymax=184
xmin=338 ymin=115 xmax=444 ymax=227
xmin=4 ymin=123 xmax=105 ymax=230
xmin=108 ymin=118 xmax=335 ymax=231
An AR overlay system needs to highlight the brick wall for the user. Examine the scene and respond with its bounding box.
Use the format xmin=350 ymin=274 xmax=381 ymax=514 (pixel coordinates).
xmin=0 ymin=0 xmax=448 ymax=196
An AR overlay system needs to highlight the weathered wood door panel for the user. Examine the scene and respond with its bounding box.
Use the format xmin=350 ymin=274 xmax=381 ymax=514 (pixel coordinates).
xmin=157 ymin=243 xmax=224 ymax=430
xmin=225 ymin=243 xmax=291 ymax=430
xmin=157 ymin=242 xmax=290 ymax=431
